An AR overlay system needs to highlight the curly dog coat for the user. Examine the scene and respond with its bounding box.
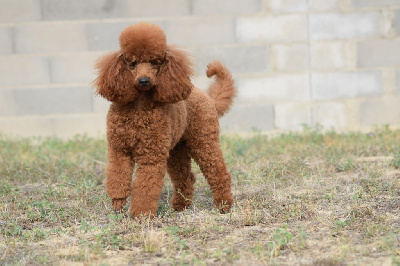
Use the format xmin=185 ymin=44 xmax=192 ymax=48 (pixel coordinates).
xmin=94 ymin=22 xmax=236 ymax=218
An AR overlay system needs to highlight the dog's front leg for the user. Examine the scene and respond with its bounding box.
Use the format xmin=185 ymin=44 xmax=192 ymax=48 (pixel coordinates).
xmin=130 ymin=161 xmax=167 ymax=218
xmin=106 ymin=146 xmax=134 ymax=210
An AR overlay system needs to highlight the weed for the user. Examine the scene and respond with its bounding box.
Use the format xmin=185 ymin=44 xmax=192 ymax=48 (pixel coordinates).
xmin=107 ymin=213 xmax=124 ymax=221
xmin=392 ymin=255 xmax=400 ymax=266
xmin=267 ymin=224 xmax=293 ymax=259
xmin=2 ymin=222 xmax=22 ymax=237
xmin=22 ymin=228 xmax=47 ymax=242
xmin=332 ymin=219 xmax=351 ymax=235
xmin=364 ymin=223 xmax=388 ymax=238
xmin=251 ymin=242 xmax=267 ymax=260
xmin=29 ymin=200 xmax=57 ymax=221
xmin=35 ymin=254 xmax=49 ymax=264
xmin=0 ymin=181 xmax=14 ymax=195
xmin=141 ymin=228 xmax=166 ymax=253
xmin=156 ymin=201 xmax=173 ymax=217
xmin=390 ymin=152 xmax=400 ymax=169
xmin=93 ymin=226 xmax=125 ymax=251
xmin=79 ymin=219 xmax=98 ymax=233
xmin=193 ymin=256 xmax=207 ymax=265
xmin=213 ymin=239 xmax=240 ymax=262
xmin=335 ymin=157 xmax=356 ymax=172
xmin=240 ymin=198 xmax=263 ymax=226
xmin=164 ymin=225 xmax=190 ymax=258
xmin=294 ymin=227 xmax=308 ymax=250
xmin=380 ymin=233 xmax=400 ymax=253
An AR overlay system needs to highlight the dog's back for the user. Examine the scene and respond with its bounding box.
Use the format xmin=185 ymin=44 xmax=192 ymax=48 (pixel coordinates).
xmin=182 ymin=61 xmax=236 ymax=141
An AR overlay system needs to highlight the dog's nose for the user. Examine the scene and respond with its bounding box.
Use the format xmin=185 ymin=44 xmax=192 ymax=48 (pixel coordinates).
xmin=138 ymin=77 xmax=150 ymax=87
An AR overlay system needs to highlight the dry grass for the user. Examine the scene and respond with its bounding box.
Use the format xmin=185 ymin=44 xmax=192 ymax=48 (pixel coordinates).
xmin=1 ymin=126 xmax=400 ymax=265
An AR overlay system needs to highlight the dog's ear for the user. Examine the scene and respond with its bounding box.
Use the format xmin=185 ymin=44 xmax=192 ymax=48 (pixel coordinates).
xmin=154 ymin=46 xmax=194 ymax=103
xmin=94 ymin=51 xmax=138 ymax=104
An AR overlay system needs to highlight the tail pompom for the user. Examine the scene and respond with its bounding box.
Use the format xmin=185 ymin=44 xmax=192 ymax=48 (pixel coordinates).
xmin=206 ymin=60 xmax=236 ymax=117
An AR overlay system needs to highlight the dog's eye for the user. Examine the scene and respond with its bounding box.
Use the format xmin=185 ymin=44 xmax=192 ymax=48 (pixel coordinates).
xmin=130 ymin=61 xmax=137 ymax=67
xmin=151 ymin=59 xmax=161 ymax=66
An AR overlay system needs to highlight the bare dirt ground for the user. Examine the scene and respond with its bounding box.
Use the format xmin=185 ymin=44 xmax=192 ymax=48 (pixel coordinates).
xmin=1 ymin=128 xmax=399 ymax=265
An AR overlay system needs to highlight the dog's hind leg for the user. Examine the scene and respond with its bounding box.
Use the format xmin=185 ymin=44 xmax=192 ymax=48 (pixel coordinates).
xmin=167 ymin=141 xmax=196 ymax=211
xmin=106 ymin=146 xmax=134 ymax=210
xmin=187 ymin=138 xmax=233 ymax=213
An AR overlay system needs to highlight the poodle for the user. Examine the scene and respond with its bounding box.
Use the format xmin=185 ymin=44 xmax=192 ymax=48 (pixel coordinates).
xmin=94 ymin=22 xmax=236 ymax=218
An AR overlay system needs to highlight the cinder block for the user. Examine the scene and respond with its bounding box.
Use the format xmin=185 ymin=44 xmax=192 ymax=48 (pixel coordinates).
xmin=220 ymin=104 xmax=274 ymax=132
xmin=312 ymin=72 xmax=382 ymax=100
xmin=0 ymin=27 xmax=13 ymax=54
xmin=0 ymin=55 xmax=51 ymax=87
xmin=88 ymin=23 xmax=124 ymax=52
xmin=237 ymin=14 xmax=307 ymax=42
xmin=272 ymin=44 xmax=308 ymax=71
xmin=50 ymin=52 xmax=101 ymax=84
xmin=88 ymin=21 xmax=135 ymax=51
xmin=115 ymin=0 xmax=190 ymax=18
xmin=88 ymin=21 xmax=166 ymax=51
xmin=15 ymin=23 xmax=88 ymax=53
xmin=190 ymin=46 xmax=269 ymax=75
xmin=237 ymin=74 xmax=310 ymax=102
xmin=0 ymin=116 xmax=53 ymax=138
xmin=0 ymin=0 xmax=41 ymax=23
xmin=393 ymin=10 xmax=400 ymax=35
xmin=314 ymin=102 xmax=348 ymax=129
xmin=397 ymin=70 xmax=400 ymax=94
xmin=51 ymin=114 xmax=106 ymax=138
xmin=13 ymin=86 xmax=92 ymax=115
xmin=311 ymin=42 xmax=347 ymax=70
xmin=360 ymin=97 xmax=400 ymax=126
xmin=42 ymin=0 xmax=116 ymax=20
xmin=192 ymin=0 xmax=261 ymax=15
xmin=0 ymin=89 xmax=17 ymax=116
xmin=42 ymin=0 xmax=190 ymax=20
xmin=165 ymin=17 xmax=235 ymax=46
xmin=381 ymin=9 xmax=396 ymax=39
xmin=0 ymin=114 xmax=107 ymax=138
xmin=309 ymin=0 xmax=337 ymax=11
xmin=310 ymin=12 xmax=380 ymax=40
xmin=267 ymin=0 xmax=308 ymax=12
xmin=382 ymin=69 xmax=396 ymax=94
xmin=352 ymin=0 xmax=400 ymax=7
xmin=275 ymin=103 xmax=311 ymax=130
xmin=358 ymin=40 xmax=400 ymax=68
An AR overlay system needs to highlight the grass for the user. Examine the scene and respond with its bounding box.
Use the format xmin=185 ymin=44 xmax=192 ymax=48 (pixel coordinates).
xmin=0 ymin=126 xmax=400 ymax=265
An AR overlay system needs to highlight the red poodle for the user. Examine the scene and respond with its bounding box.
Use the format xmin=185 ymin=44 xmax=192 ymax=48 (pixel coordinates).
xmin=94 ymin=22 xmax=236 ymax=218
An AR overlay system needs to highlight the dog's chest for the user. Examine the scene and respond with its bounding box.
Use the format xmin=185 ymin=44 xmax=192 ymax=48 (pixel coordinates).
xmin=106 ymin=103 xmax=187 ymax=154
xmin=108 ymin=108 xmax=166 ymax=149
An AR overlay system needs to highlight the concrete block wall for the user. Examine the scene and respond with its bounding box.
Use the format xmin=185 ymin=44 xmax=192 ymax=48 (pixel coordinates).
xmin=1 ymin=0 xmax=400 ymax=137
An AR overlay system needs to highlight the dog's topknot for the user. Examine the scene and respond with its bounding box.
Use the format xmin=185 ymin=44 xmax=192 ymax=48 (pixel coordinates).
xmin=119 ymin=23 xmax=166 ymax=61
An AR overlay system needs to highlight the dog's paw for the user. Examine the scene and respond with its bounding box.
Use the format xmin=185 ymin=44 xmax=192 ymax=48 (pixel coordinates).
xmin=130 ymin=209 xmax=156 ymax=219
xmin=112 ymin=198 xmax=127 ymax=210
xmin=219 ymin=205 xmax=232 ymax=214
xmin=172 ymin=203 xmax=189 ymax=212
xmin=216 ymin=198 xmax=233 ymax=214
xmin=171 ymin=196 xmax=191 ymax=212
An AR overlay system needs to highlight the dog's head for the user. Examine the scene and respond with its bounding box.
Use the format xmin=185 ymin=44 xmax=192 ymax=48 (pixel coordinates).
xmin=94 ymin=23 xmax=193 ymax=104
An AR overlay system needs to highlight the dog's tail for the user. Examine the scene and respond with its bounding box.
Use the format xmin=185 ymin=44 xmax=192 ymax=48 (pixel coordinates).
xmin=206 ymin=60 xmax=237 ymax=117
